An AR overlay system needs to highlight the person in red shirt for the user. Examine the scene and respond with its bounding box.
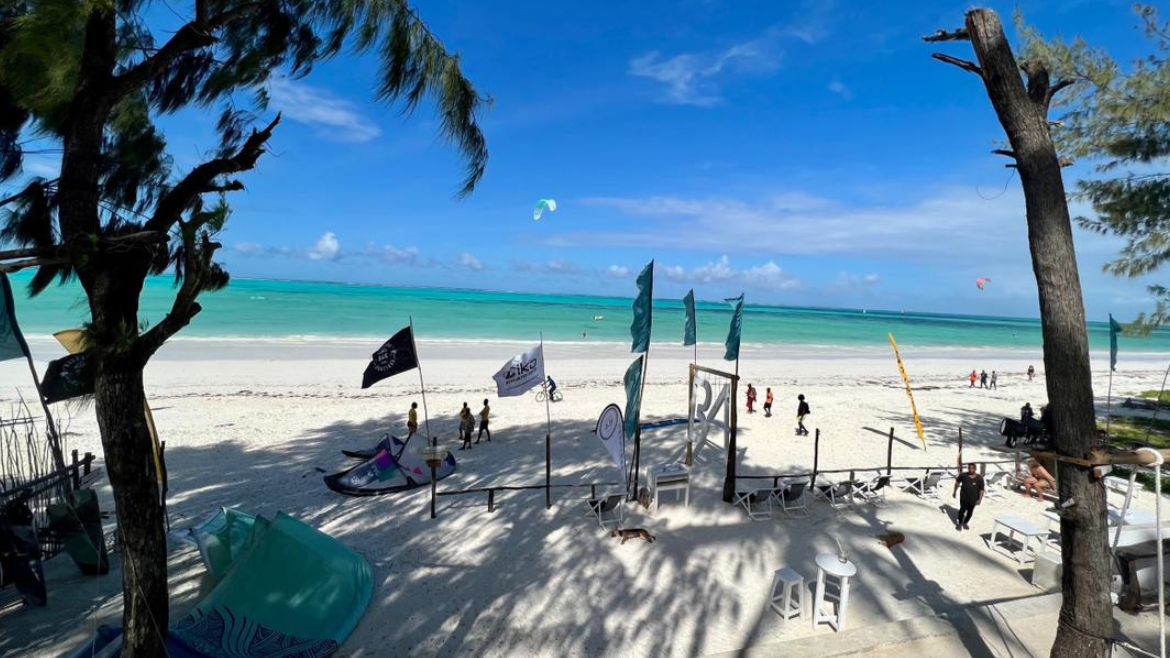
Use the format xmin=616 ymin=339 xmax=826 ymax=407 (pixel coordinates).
xmin=764 ymin=387 xmax=774 ymax=417
xmin=746 ymin=384 xmax=757 ymax=413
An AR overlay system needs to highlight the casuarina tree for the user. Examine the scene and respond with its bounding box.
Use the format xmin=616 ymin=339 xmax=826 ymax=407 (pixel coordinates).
xmin=927 ymin=10 xmax=1110 ymax=658
xmin=0 ymin=2 xmax=488 ymax=655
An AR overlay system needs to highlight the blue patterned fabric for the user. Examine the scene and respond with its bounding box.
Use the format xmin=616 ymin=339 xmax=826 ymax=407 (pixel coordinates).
xmin=172 ymin=607 xmax=339 ymax=658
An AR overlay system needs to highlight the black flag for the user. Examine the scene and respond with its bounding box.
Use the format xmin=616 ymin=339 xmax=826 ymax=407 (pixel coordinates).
xmin=41 ymin=352 xmax=95 ymax=403
xmin=361 ymin=326 xmax=419 ymax=389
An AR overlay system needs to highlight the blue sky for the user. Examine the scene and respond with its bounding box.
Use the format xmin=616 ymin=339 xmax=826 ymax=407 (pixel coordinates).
xmin=19 ymin=0 xmax=1166 ymax=318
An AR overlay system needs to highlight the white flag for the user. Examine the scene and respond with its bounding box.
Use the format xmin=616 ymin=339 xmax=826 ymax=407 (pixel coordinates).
xmin=595 ymin=404 xmax=628 ymax=486
xmin=492 ymin=344 xmax=546 ymax=397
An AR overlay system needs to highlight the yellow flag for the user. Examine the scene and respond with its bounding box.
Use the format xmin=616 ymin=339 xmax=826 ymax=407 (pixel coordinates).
xmin=888 ymin=333 xmax=926 ymax=448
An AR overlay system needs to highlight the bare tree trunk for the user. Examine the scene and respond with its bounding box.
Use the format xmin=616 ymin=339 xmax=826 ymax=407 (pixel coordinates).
xmin=932 ymin=10 xmax=1112 ymax=657
xmin=89 ymin=269 xmax=168 ymax=658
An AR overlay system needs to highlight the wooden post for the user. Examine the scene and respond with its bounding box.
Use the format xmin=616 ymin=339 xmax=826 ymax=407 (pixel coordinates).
xmin=812 ymin=428 xmax=820 ymax=491
xmin=545 ymin=433 xmax=551 ymax=509
xmin=488 ymin=489 xmax=495 ymax=513
xmin=886 ymin=427 xmax=894 ymax=475
xmin=722 ymin=377 xmax=739 ymax=503
xmin=70 ymin=449 xmax=80 ymax=489
xmin=429 ymin=463 xmax=437 ymax=519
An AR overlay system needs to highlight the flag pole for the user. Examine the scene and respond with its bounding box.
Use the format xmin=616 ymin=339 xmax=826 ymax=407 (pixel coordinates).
xmin=542 ymin=332 xmax=552 ymax=509
xmin=1106 ymin=313 xmax=1117 ymax=438
xmin=409 ymin=317 xmax=433 ymax=447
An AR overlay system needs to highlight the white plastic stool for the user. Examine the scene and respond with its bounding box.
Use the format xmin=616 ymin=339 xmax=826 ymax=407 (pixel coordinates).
xmin=769 ymin=567 xmax=805 ymax=620
xmin=813 ymin=553 xmax=857 ymax=631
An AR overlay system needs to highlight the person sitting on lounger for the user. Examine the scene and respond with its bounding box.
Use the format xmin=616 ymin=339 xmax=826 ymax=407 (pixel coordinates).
xmin=1023 ymin=458 xmax=1055 ymax=501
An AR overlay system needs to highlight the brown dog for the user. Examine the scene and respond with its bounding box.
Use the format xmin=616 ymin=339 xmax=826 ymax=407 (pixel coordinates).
xmin=611 ymin=528 xmax=655 ymax=544
xmin=877 ymin=531 xmax=905 ymax=549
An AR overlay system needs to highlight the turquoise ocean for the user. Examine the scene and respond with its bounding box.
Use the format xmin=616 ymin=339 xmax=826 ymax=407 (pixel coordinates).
xmin=6 ymin=272 xmax=1170 ymax=353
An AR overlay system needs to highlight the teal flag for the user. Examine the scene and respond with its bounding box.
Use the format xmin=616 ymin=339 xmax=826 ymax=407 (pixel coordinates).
xmin=724 ymin=294 xmax=744 ymax=361
xmin=683 ymin=289 xmax=697 ymax=346
xmin=1110 ymin=314 xmax=1122 ymax=371
xmin=0 ymin=273 xmax=31 ymax=363
xmin=623 ymin=355 xmax=644 ymax=437
xmin=630 ymin=260 xmax=653 ymax=353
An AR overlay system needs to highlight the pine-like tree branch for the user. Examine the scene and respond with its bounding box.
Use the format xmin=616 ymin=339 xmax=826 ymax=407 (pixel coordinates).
xmin=924 ymin=28 xmax=971 ymax=42
xmin=144 ymin=114 xmax=279 ymax=233
xmin=132 ymin=231 xmax=218 ymax=364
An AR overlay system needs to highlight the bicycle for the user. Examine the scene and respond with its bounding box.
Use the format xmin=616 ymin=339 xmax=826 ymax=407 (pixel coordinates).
xmin=535 ymin=385 xmax=563 ymax=403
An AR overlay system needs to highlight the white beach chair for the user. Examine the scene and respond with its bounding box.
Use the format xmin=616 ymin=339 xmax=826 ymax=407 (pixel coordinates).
xmin=984 ymin=470 xmax=1010 ymax=499
xmin=814 ymin=481 xmax=853 ymax=510
xmin=902 ymin=471 xmax=944 ymax=498
xmin=773 ymin=480 xmax=810 ymax=518
xmin=855 ymin=475 xmax=891 ymax=507
xmin=733 ymin=487 xmax=775 ymax=521
xmin=586 ymin=494 xmax=624 ymax=530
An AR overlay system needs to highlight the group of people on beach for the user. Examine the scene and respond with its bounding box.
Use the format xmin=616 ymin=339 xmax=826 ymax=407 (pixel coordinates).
xmin=968 ymin=369 xmax=998 ymax=389
xmin=745 ymin=384 xmax=810 ymax=436
xmin=403 ymin=400 xmax=492 ymax=450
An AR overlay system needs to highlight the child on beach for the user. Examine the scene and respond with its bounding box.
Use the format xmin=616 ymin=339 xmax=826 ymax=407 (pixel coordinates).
xmin=746 ymin=384 xmax=757 ymax=413
xmin=796 ymin=394 xmax=810 ymax=436
xmin=407 ymin=402 xmax=419 ymax=440
xmin=459 ymin=403 xmax=475 ymax=450
xmin=764 ymin=388 xmax=774 ymax=417
xmin=477 ymin=399 xmax=491 ymax=443
xmin=1027 ymin=365 xmax=1035 ymax=381
xmin=969 ymin=370 xmax=977 ymax=388
xmin=990 ymin=371 xmax=998 ymax=390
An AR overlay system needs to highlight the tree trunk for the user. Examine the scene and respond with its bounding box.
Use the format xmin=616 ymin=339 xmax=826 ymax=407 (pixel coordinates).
xmin=961 ymin=10 xmax=1112 ymax=657
xmin=90 ymin=270 xmax=168 ymax=658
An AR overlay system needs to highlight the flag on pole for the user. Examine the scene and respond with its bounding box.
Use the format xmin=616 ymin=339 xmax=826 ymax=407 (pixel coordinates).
xmin=1110 ymin=314 xmax=1122 ymax=371
xmin=630 ymin=260 xmax=654 ymax=353
xmin=595 ymin=403 xmax=628 ymax=487
xmin=888 ymin=333 xmax=926 ymax=447
xmin=492 ymin=344 xmax=546 ymax=397
xmin=40 ymin=352 xmax=96 ymax=403
xmin=724 ymin=294 xmax=744 ymax=361
xmin=623 ymin=355 xmax=645 ymax=437
xmin=0 ymin=273 xmax=31 ymax=363
xmin=683 ymin=289 xmax=697 ymax=346
xmin=361 ymin=326 xmax=420 ymax=388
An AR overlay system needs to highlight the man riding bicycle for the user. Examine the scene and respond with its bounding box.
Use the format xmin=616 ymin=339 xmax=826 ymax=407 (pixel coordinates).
xmin=546 ymin=376 xmax=558 ymax=400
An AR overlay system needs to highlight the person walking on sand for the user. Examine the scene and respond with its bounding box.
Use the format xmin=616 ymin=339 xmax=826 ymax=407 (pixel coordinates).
xmin=796 ymin=394 xmax=810 ymax=436
xmin=764 ymin=387 xmax=774 ymax=417
xmin=477 ymin=399 xmax=491 ymax=443
xmin=1027 ymin=364 xmax=1035 ymax=381
xmin=980 ymin=370 xmax=988 ymax=389
xmin=407 ymin=402 xmax=419 ymax=440
xmin=952 ymin=463 xmax=985 ymax=531
xmin=990 ymin=370 xmax=998 ymax=390
xmin=746 ymin=384 xmax=757 ymax=414
xmin=459 ymin=403 xmax=474 ymax=451
xmin=969 ymin=370 xmax=978 ymax=388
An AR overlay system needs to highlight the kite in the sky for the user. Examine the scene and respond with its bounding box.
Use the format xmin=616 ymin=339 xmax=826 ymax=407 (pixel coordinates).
xmin=533 ymin=199 xmax=557 ymax=221
xmin=976 ymin=277 xmax=992 ymax=291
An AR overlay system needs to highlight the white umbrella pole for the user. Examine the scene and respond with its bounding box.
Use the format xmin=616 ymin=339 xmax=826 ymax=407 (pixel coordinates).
xmin=1136 ymin=447 xmax=1166 ymax=658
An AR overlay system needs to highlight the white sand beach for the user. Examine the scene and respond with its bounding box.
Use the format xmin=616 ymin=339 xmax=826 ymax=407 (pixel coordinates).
xmin=2 ymin=339 xmax=1169 ymax=657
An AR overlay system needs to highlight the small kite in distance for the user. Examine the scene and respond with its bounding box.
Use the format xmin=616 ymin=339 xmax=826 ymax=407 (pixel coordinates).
xmin=976 ymin=277 xmax=991 ymax=291
xmin=533 ymin=199 xmax=557 ymax=221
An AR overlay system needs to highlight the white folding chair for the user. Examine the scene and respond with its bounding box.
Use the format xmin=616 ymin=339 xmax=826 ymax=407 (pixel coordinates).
xmin=733 ymin=488 xmax=775 ymax=521
xmin=774 ymin=480 xmax=810 ymax=518
xmin=586 ymin=494 xmax=624 ymax=530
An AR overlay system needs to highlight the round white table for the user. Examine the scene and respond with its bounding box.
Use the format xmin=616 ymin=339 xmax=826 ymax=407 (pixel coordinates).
xmin=813 ymin=553 xmax=857 ymax=631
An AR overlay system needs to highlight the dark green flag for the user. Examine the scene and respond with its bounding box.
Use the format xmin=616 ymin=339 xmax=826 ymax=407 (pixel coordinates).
xmin=1109 ymin=314 xmax=1122 ymax=371
xmin=623 ymin=355 xmax=644 ymax=438
xmin=724 ymin=294 xmax=744 ymax=361
xmin=0 ymin=273 xmax=31 ymax=363
xmin=630 ymin=260 xmax=653 ymax=353
xmin=683 ymin=289 xmax=697 ymax=346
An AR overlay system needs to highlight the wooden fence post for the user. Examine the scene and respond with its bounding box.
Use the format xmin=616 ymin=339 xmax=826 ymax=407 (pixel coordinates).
xmin=886 ymin=427 xmax=894 ymax=475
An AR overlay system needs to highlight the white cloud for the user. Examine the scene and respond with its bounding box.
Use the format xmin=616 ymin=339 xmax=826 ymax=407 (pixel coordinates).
xmin=364 ymin=243 xmax=420 ymax=265
xmin=513 ymin=260 xmax=580 ymax=275
xmin=268 ymin=77 xmax=381 ymax=143
xmin=458 ymin=252 xmax=484 ymax=271
xmin=828 ymin=79 xmax=853 ymax=100
xmin=572 ymin=188 xmax=1089 ymax=268
xmin=836 ymin=272 xmax=881 ymax=288
xmin=629 ymin=35 xmax=783 ymax=107
xmin=692 ymin=255 xmax=736 ymax=283
xmin=233 ymin=242 xmax=266 ymax=255
xmin=745 ymin=261 xmax=800 ymax=290
xmin=607 ymin=265 xmax=630 ymax=278
xmin=308 ymin=232 xmax=341 ymax=261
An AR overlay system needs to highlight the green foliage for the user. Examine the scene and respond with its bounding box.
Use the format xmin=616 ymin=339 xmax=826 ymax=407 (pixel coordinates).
xmin=1139 ymin=389 xmax=1170 ymax=404
xmin=1020 ymin=6 xmax=1170 ymax=332
xmin=0 ymin=0 xmax=489 ymax=312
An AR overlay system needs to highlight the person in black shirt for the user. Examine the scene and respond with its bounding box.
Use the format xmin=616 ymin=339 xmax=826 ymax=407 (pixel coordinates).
xmin=952 ymin=463 xmax=985 ymax=530
xmin=796 ymin=394 xmax=810 ymax=436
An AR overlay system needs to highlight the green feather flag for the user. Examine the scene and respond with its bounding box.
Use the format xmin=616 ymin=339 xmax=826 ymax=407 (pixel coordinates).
xmin=630 ymin=260 xmax=653 ymax=353
xmin=0 ymin=273 xmax=31 ymax=363
xmin=724 ymin=294 xmax=744 ymax=361
xmin=683 ymin=289 xmax=697 ymax=346
xmin=623 ymin=355 xmax=645 ymax=438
